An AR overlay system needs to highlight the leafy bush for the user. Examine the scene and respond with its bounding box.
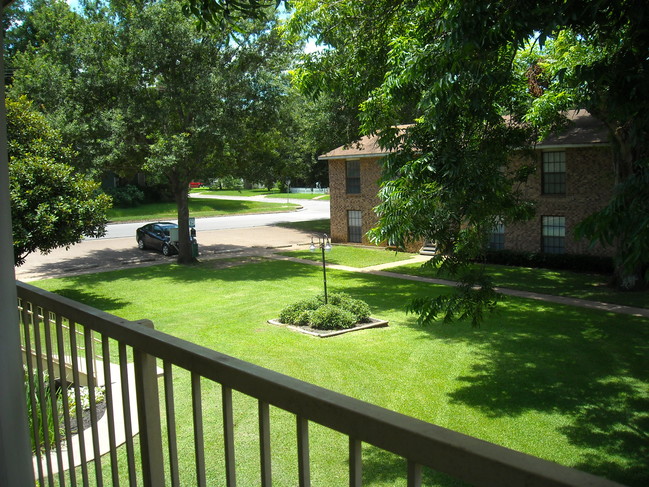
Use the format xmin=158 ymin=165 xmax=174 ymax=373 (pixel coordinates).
xmin=482 ymin=250 xmax=614 ymax=274
xmin=142 ymin=183 xmax=174 ymax=203
xmin=209 ymin=176 xmax=244 ymax=190
xmin=278 ymin=293 xmax=372 ymax=330
xmin=309 ymin=304 xmax=356 ymax=330
xmin=341 ymin=297 xmax=371 ymax=323
xmin=24 ymin=367 xmax=63 ymax=453
xmin=67 ymin=385 xmax=106 ymax=417
xmin=319 ymin=292 xmax=371 ymax=323
xmin=279 ymin=299 xmax=317 ymax=326
xmin=107 ymin=184 xmax=145 ymax=208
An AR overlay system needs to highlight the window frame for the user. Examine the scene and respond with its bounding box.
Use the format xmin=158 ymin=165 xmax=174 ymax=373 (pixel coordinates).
xmin=345 ymin=159 xmax=361 ymax=194
xmin=542 ymin=151 xmax=566 ymax=195
xmin=488 ymin=219 xmax=505 ymax=250
xmin=347 ymin=210 xmax=363 ymax=243
xmin=542 ymin=215 xmax=566 ymax=254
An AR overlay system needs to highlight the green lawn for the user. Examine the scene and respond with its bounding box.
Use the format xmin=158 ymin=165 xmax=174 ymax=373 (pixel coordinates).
xmin=34 ymin=259 xmax=649 ymax=486
xmin=279 ymin=245 xmax=418 ymax=268
xmin=390 ymin=261 xmax=649 ymax=309
xmin=265 ymin=192 xmax=330 ymax=200
xmin=190 ymin=188 xmax=278 ymax=197
xmin=272 ymin=218 xmax=331 ymax=234
xmin=107 ymin=198 xmax=299 ymax=222
xmin=191 ymin=188 xmax=329 ymax=200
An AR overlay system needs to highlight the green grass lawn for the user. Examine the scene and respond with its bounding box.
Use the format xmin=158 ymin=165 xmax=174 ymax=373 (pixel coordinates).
xmin=265 ymin=192 xmax=330 ymax=200
xmin=191 ymin=188 xmax=329 ymax=200
xmin=390 ymin=261 xmax=649 ymax=309
xmin=190 ymin=188 xmax=278 ymax=197
xmin=107 ymin=198 xmax=299 ymax=222
xmin=280 ymin=245 xmax=418 ymax=268
xmin=34 ymin=259 xmax=649 ymax=486
xmin=272 ymin=218 xmax=331 ymax=235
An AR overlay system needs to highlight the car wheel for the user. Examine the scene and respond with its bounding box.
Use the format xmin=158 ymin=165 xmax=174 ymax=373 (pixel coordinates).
xmin=137 ymin=238 xmax=146 ymax=250
xmin=162 ymin=243 xmax=172 ymax=256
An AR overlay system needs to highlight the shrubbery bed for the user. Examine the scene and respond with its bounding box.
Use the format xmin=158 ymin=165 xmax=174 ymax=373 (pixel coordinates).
xmin=279 ymin=292 xmax=371 ymax=330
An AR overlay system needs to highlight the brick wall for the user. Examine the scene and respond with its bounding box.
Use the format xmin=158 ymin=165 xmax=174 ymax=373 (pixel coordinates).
xmin=328 ymin=146 xmax=616 ymax=257
xmin=328 ymin=158 xmax=382 ymax=244
xmin=506 ymin=146 xmax=615 ymax=256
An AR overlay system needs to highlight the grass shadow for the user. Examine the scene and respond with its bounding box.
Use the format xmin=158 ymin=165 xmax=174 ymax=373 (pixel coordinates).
xmin=324 ymin=270 xmax=649 ymax=485
xmin=361 ymin=446 xmax=469 ymax=486
xmin=272 ymin=218 xmax=331 ymax=234
xmin=32 ymin=258 xmax=649 ymax=485
xmin=45 ymin=288 xmax=132 ymax=312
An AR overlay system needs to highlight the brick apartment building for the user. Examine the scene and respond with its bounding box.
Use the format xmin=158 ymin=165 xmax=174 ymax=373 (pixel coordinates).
xmin=319 ymin=110 xmax=615 ymax=257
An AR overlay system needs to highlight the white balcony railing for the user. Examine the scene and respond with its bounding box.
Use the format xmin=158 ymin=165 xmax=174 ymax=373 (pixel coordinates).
xmin=17 ymin=281 xmax=624 ymax=487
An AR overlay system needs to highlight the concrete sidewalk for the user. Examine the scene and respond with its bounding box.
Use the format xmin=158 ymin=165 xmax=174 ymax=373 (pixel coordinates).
xmin=267 ymin=254 xmax=649 ymax=319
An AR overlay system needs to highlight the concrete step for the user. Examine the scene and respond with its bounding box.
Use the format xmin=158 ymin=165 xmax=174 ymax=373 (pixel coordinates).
xmin=419 ymin=246 xmax=437 ymax=256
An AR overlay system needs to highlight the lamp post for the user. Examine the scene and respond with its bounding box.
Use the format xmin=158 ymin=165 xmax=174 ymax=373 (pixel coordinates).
xmin=310 ymin=234 xmax=332 ymax=304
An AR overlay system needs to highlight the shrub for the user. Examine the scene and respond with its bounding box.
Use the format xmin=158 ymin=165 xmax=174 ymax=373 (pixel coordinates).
xmin=209 ymin=176 xmax=243 ymax=191
xmin=24 ymin=367 xmax=63 ymax=453
xmin=342 ymin=298 xmax=371 ymax=323
xmin=278 ymin=297 xmax=319 ymax=325
xmin=279 ymin=293 xmax=372 ymax=329
xmin=482 ymin=250 xmax=614 ymax=274
xmin=106 ymin=184 xmax=145 ymax=208
xmin=309 ymin=304 xmax=356 ymax=330
xmin=317 ymin=293 xmax=371 ymax=323
xmin=142 ymin=183 xmax=174 ymax=203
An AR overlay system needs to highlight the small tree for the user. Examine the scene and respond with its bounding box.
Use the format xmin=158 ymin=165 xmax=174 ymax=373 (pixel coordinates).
xmin=7 ymin=95 xmax=111 ymax=266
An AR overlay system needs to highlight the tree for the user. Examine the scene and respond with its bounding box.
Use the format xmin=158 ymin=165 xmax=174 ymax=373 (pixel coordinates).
xmin=10 ymin=0 xmax=302 ymax=264
xmin=517 ymin=30 xmax=649 ymax=289
xmin=7 ymin=95 xmax=111 ymax=266
xmin=119 ymin=2 xmax=296 ymax=262
xmin=7 ymin=0 xmax=129 ymax=178
xmin=286 ymin=0 xmax=649 ymax=324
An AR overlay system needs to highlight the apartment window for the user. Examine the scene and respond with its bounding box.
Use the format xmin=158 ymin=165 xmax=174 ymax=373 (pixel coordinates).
xmin=542 ymin=151 xmax=566 ymax=194
xmin=542 ymin=216 xmax=566 ymax=254
xmin=346 ymin=160 xmax=361 ymax=194
xmin=348 ymin=210 xmax=363 ymax=243
xmin=488 ymin=219 xmax=505 ymax=250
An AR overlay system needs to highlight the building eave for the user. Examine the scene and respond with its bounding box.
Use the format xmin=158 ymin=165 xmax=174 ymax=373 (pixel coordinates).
xmin=318 ymin=152 xmax=389 ymax=161
xmin=534 ymin=142 xmax=610 ymax=150
xmin=318 ymin=111 xmax=609 ymax=160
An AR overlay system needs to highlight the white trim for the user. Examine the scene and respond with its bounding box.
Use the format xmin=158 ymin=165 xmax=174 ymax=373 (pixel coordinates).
xmin=318 ymin=153 xmax=388 ymax=160
xmin=535 ymin=143 xmax=610 ymax=150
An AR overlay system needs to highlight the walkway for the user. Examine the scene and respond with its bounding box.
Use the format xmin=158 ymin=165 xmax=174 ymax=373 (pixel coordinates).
xmin=267 ymin=253 xmax=649 ymax=319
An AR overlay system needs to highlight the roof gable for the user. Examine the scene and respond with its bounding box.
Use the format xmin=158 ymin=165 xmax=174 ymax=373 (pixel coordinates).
xmin=318 ymin=110 xmax=609 ymax=160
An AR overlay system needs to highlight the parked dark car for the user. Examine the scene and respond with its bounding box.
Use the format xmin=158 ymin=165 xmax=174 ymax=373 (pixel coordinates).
xmin=136 ymin=222 xmax=180 ymax=256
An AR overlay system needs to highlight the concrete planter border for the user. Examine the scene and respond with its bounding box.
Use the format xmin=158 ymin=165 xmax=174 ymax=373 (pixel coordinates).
xmin=268 ymin=317 xmax=388 ymax=338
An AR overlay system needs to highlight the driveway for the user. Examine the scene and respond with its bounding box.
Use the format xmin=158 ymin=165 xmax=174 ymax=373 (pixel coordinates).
xmin=15 ymin=195 xmax=329 ymax=282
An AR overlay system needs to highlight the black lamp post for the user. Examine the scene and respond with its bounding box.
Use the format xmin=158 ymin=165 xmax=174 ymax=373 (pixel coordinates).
xmin=310 ymin=234 xmax=332 ymax=304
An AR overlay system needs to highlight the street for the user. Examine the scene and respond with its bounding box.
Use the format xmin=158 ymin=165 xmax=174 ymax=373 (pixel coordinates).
xmin=15 ymin=196 xmax=330 ymax=282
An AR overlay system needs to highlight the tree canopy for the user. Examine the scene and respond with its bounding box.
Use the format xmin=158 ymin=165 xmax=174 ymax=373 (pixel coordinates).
xmin=286 ymin=0 xmax=649 ymax=324
xmin=7 ymin=95 xmax=111 ymax=265
xmin=7 ymin=0 xmax=307 ymax=263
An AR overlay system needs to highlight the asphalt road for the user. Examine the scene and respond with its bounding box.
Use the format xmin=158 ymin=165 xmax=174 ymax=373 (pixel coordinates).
xmin=102 ymin=196 xmax=330 ymax=238
xmin=15 ymin=196 xmax=330 ymax=282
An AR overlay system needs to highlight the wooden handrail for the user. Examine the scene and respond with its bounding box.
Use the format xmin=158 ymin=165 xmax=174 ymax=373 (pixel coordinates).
xmin=17 ymin=281 xmax=625 ymax=487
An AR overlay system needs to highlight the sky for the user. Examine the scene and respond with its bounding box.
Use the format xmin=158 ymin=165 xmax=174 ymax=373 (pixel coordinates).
xmin=65 ymin=0 xmax=323 ymax=53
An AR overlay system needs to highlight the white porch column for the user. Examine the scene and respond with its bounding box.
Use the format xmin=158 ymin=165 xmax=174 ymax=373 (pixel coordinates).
xmin=0 ymin=4 xmax=36 ymax=485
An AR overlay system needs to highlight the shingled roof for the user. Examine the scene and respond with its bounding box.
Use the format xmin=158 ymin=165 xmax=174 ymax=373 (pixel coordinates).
xmin=319 ymin=110 xmax=609 ymax=160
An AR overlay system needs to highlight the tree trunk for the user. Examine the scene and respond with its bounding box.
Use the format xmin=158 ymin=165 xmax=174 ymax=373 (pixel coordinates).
xmin=174 ymin=182 xmax=196 ymax=265
xmin=610 ymin=123 xmax=645 ymax=289
xmin=588 ymin=111 xmax=647 ymax=290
